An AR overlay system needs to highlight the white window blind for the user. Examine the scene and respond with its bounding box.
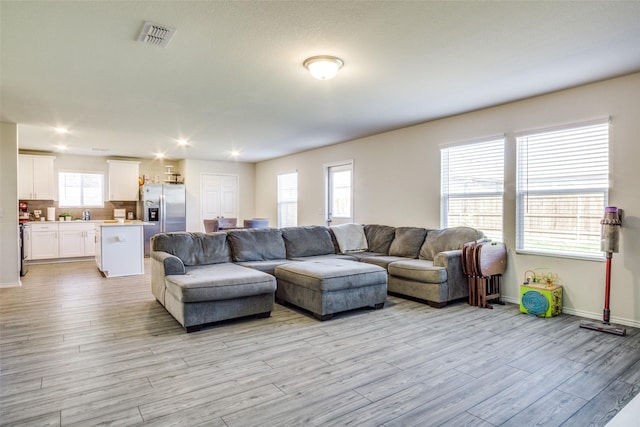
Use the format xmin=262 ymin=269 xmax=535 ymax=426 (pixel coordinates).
xmin=441 ymin=138 xmax=504 ymax=242
xmin=58 ymin=171 xmax=104 ymax=208
xmin=516 ymin=119 xmax=609 ymax=258
xmin=277 ymin=172 xmax=298 ymax=228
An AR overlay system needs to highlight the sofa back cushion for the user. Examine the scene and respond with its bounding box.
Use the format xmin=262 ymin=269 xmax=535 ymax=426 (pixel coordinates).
xmin=329 ymin=223 xmax=368 ymax=253
xmin=388 ymin=227 xmax=428 ymax=258
xmin=364 ymin=224 xmax=396 ymax=254
xmin=281 ymin=226 xmax=336 ymax=258
xmin=151 ymin=232 xmax=231 ymax=266
xmin=420 ymin=226 xmax=485 ymax=260
xmin=227 ymin=228 xmax=286 ymax=262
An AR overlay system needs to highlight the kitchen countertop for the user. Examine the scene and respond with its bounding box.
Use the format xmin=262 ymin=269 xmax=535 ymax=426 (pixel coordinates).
xmin=24 ymin=220 xmax=152 ymax=226
xmin=97 ymin=220 xmax=152 ymax=226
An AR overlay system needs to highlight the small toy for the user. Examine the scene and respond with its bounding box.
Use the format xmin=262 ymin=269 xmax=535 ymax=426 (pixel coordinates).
xmin=523 ymin=269 xmax=558 ymax=288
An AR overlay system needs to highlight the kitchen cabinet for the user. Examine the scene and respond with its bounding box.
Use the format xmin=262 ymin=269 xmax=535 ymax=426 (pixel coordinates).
xmin=30 ymin=223 xmax=59 ymax=259
xmin=84 ymin=228 xmax=96 ymax=256
xmin=59 ymin=223 xmax=95 ymax=258
xmin=95 ymin=223 xmax=144 ymax=277
xmin=18 ymin=155 xmax=56 ymax=200
xmin=107 ymin=160 xmax=140 ymax=201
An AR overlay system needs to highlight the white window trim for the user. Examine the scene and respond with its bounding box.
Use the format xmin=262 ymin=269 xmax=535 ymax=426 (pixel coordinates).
xmin=515 ymin=118 xmax=610 ymax=260
xmin=58 ymin=169 xmax=105 ymax=208
xmin=277 ymin=170 xmax=298 ymax=228
xmin=440 ymin=137 xmax=505 ymax=242
xmin=324 ymin=159 xmax=354 ymax=225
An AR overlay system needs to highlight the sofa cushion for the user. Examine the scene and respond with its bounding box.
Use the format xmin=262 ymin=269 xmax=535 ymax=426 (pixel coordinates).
xmin=388 ymin=259 xmax=447 ymax=283
xmin=274 ymin=259 xmax=387 ymax=292
xmin=281 ymin=226 xmax=336 ymax=258
xmin=236 ymin=259 xmax=291 ymax=275
xmin=364 ymin=224 xmax=396 ymax=254
xmin=288 ymin=254 xmax=357 ymax=262
xmin=151 ymin=232 xmax=231 ymax=266
xmin=420 ymin=226 xmax=485 ymax=260
xmin=165 ymin=263 xmax=276 ymax=303
xmin=330 ymin=223 xmax=368 ymax=253
xmin=361 ymin=255 xmax=411 ymax=269
xmin=388 ymin=227 xmax=428 ymax=258
xmin=227 ymin=228 xmax=286 ymax=262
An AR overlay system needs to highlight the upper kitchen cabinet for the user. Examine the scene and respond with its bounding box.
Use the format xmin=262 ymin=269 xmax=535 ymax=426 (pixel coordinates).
xmin=107 ymin=160 xmax=140 ymax=201
xmin=18 ymin=154 xmax=56 ymax=200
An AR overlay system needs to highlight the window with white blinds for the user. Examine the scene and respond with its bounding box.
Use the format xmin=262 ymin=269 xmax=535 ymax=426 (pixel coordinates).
xmin=58 ymin=171 xmax=104 ymax=208
xmin=277 ymin=172 xmax=298 ymax=228
xmin=516 ymin=119 xmax=609 ymax=258
xmin=441 ymin=138 xmax=504 ymax=242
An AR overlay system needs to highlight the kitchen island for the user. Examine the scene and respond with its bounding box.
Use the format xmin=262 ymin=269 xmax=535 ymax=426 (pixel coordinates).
xmin=95 ymin=221 xmax=147 ymax=278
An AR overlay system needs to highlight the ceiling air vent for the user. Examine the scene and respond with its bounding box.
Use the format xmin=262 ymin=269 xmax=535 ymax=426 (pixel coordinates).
xmin=137 ymin=21 xmax=176 ymax=47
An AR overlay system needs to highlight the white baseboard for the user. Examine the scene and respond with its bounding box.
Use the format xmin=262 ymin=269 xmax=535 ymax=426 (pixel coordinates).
xmin=0 ymin=280 xmax=22 ymax=288
xmin=501 ymin=296 xmax=640 ymax=329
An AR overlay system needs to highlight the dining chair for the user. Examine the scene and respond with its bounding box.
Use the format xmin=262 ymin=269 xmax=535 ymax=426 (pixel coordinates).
xmin=203 ymin=219 xmax=219 ymax=233
xmin=243 ymin=218 xmax=269 ymax=229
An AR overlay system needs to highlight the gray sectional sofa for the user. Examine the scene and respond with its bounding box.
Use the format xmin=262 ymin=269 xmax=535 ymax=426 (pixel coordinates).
xmin=150 ymin=224 xmax=484 ymax=332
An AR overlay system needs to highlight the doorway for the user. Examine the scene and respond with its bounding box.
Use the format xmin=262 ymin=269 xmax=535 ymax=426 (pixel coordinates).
xmin=201 ymin=174 xmax=239 ymax=229
xmin=325 ymin=161 xmax=353 ymax=226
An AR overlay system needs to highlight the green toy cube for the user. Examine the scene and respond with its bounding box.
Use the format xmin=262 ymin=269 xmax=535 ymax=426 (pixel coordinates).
xmin=520 ymin=283 xmax=562 ymax=318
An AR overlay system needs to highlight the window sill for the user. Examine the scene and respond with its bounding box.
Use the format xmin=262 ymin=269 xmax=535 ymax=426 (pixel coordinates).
xmin=515 ymin=249 xmax=605 ymax=262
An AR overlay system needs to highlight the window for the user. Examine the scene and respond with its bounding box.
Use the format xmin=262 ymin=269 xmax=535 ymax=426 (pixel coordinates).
xmin=277 ymin=172 xmax=297 ymax=228
xmin=516 ymin=119 xmax=609 ymax=258
xmin=58 ymin=171 xmax=104 ymax=208
xmin=326 ymin=161 xmax=353 ymax=225
xmin=441 ymin=138 xmax=504 ymax=241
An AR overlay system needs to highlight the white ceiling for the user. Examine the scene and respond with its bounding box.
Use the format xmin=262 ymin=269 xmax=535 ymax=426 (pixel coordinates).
xmin=2 ymin=1 xmax=639 ymax=163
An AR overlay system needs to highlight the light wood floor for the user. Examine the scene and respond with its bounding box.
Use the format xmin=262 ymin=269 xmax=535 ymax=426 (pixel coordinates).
xmin=1 ymin=260 xmax=639 ymax=426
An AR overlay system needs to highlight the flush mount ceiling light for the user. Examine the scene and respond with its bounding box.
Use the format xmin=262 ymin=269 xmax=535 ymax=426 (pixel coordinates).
xmin=303 ymin=55 xmax=344 ymax=80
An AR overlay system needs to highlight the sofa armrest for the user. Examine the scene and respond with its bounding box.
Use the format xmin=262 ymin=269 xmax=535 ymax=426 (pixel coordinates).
xmin=151 ymin=251 xmax=186 ymax=275
xmin=433 ymin=250 xmax=467 ymax=301
xmin=150 ymin=251 xmax=185 ymax=305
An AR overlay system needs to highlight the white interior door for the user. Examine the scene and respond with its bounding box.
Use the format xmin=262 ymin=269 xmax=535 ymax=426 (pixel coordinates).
xmin=326 ymin=161 xmax=353 ymax=226
xmin=201 ymin=174 xmax=239 ymax=229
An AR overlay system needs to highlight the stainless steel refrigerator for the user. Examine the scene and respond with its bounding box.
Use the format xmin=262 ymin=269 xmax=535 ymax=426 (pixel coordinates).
xmin=139 ymin=184 xmax=186 ymax=256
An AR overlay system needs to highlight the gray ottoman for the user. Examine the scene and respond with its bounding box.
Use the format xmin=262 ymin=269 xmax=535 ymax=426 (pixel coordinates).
xmin=274 ymin=259 xmax=387 ymax=320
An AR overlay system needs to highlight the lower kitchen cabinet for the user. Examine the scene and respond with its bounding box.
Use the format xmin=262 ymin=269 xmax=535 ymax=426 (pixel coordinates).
xmin=59 ymin=223 xmax=96 ymax=258
xmin=26 ymin=222 xmax=97 ymax=260
xmin=95 ymin=224 xmax=144 ymax=277
xmin=29 ymin=223 xmax=59 ymax=260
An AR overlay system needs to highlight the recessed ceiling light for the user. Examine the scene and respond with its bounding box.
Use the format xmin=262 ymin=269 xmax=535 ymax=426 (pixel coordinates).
xmin=54 ymin=144 xmax=68 ymax=151
xmin=177 ymin=139 xmax=190 ymax=147
xmin=230 ymin=150 xmax=240 ymax=157
xmin=155 ymin=152 xmax=166 ymax=159
xmin=54 ymin=127 xmax=69 ymax=134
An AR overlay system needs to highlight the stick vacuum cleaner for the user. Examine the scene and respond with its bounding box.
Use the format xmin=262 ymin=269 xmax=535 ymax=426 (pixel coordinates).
xmin=580 ymin=206 xmax=626 ymax=336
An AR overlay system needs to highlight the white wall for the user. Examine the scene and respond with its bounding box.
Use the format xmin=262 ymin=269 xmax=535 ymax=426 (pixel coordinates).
xmin=256 ymin=73 xmax=640 ymax=326
xmin=182 ymin=159 xmax=255 ymax=232
xmin=0 ymin=122 xmax=20 ymax=287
